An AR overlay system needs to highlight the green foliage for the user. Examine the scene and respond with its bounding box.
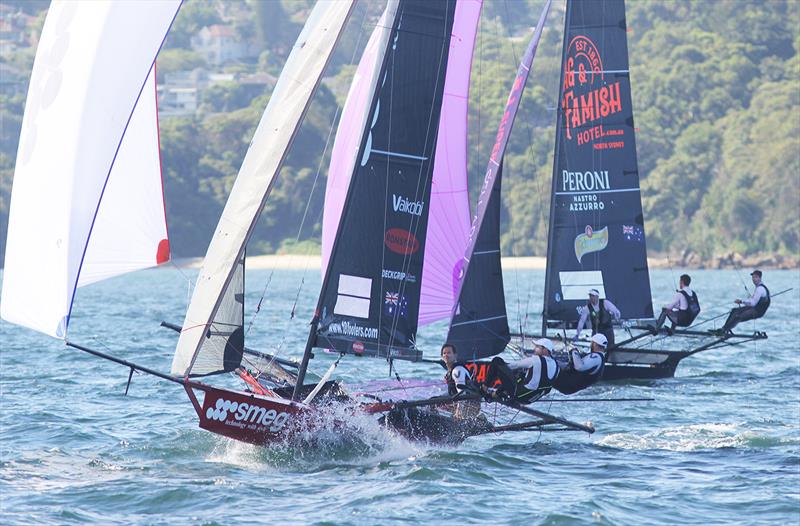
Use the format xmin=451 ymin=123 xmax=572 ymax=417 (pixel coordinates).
xmin=1 ymin=0 xmax=798 ymax=262
xmin=156 ymin=49 xmax=206 ymax=76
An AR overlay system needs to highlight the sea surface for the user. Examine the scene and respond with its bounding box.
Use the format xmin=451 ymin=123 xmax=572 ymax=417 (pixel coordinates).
xmin=1 ymin=267 xmax=798 ymax=525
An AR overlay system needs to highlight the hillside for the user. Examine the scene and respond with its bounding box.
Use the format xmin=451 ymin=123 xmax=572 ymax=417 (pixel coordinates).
xmin=1 ymin=0 xmax=798 ymax=265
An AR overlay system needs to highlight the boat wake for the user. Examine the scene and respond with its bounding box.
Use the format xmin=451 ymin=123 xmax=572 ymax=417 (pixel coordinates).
xmin=598 ymin=422 xmax=787 ymax=451
xmin=206 ymin=401 xmax=422 ymax=469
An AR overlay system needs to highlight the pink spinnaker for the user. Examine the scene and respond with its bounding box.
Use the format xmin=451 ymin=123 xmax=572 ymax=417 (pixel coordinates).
xmin=323 ymin=0 xmax=482 ymax=326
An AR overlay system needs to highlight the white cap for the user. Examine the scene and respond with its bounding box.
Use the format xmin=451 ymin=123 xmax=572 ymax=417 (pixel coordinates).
xmin=533 ymin=338 xmax=554 ymax=353
xmin=591 ymin=333 xmax=608 ymax=349
xmin=588 ymin=288 xmax=600 ymax=297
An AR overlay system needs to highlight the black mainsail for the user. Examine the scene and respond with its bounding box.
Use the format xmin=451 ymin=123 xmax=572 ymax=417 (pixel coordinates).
xmin=312 ymin=0 xmax=457 ymax=362
xmin=446 ymin=163 xmax=508 ymax=360
xmin=542 ymin=0 xmax=653 ymax=331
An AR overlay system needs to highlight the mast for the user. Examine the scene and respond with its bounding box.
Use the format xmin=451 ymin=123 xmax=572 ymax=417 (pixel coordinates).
xmin=172 ymin=1 xmax=355 ymax=377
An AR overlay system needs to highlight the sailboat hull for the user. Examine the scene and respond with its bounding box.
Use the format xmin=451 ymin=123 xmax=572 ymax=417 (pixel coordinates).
xmin=190 ymin=385 xmax=310 ymax=446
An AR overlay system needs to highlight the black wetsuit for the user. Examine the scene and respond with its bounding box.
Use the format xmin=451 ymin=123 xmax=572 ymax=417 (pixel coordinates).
xmin=722 ymin=284 xmax=770 ymax=332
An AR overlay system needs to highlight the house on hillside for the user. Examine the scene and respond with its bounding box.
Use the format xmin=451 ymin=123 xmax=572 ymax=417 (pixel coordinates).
xmin=191 ymin=24 xmax=252 ymax=66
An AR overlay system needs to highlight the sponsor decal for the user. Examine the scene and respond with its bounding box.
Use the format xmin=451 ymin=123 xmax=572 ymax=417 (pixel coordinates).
xmin=326 ymin=321 xmax=379 ymax=340
xmin=622 ymin=224 xmax=644 ymax=242
xmin=569 ymin=192 xmax=606 ymax=212
xmin=383 ymin=291 xmax=409 ymax=318
xmin=464 ymin=362 xmax=502 ymax=388
xmin=205 ymin=397 xmax=290 ymax=433
xmin=392 ymin=194 xmax=424 ymax=216
xmin=561 ymin=170 xmax=610 ymax=192
xmin=384 ymin=228 xmax=419 ymax=255
xmin=561 ymin=35 xmax=624 ymax=149
xmin=352 ymin=341 xmax=365 ymax=354
xmin=574 ymin=225 xmax=609 ymax=263
xmin=382 ymin=269 xmax=417 ymax=283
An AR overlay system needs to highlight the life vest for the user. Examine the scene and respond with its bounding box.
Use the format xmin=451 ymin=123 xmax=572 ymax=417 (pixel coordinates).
xmin=444 ymin=364 xmax=471 ymax=396
xmin=552 ymin=352 xmax=605 ymax=395
xmin=754 ymin=284 xmax=770 ymax=317
xmin=678 ymin=289 xmax=701 ymax=324
xmin=514 ymin=356 xmax=556 ymax=404
xmin=588 ymin=299 xmax=612 ymax=332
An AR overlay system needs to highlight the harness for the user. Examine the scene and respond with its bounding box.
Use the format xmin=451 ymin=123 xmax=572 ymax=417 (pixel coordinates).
xmin=754 ymin=284 xmax=770 ymax=317
xmin=515 ymin=356 xmax=557 ymax=404
xmin=678 ymin=289 xmax=701 ymax=324
xmin=552 ymin=352 xmax=605 ymax=395
xmin=444 ymin=363 xmax=471 ymax=396
xmin=588 ymin=299 xmax=612 ymax=332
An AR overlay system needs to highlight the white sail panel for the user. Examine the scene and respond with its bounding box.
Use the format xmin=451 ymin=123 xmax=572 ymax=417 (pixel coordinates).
xmin=1 ymin=0 xmax=180 ymax=338
xmin=171 ymin=0 xmax=355 ymax=377
xmin=78 ymin=65 xmax=170 ymax=287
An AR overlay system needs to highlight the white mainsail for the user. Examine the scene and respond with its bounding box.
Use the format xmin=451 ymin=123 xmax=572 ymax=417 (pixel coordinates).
xmin=171 ymin=0 xmax=356 ymax=377
xmin=1 ymin=0 xmax=180 ymax=338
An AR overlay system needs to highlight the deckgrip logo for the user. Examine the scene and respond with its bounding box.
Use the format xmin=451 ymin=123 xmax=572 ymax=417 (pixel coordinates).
xmin=206 ymin=398 xmax=290 ymax=433
xmin=384 ymin=228 xmax=419 ymax=255
xmin=392 ymin=194 xmax=424 ymax=216
xmin=562 ymin=35 xmax=623 ymax=143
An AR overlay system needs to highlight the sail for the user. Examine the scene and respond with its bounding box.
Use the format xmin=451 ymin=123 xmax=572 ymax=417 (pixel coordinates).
xmin=315 ymin=0 xmax=458 ymax=360
xmin=323 ymin=0 xmax=482 ymax=327
xmin=542 ymin=0 xmax=653 ymax=327
xmin=1 ymin=0 xmax=180 ymax=338
xmin=447 ymin=0 xmax=552 ymax=350
xmin=189 ymin=256 xmax=245 ymax=377
xmin=418 ymin=0 xmax=482 ymax=326
xmin=446 ymin=162 xmax=508 ymax=360
xmin=171 ymin=0 xmax=355 ymax=377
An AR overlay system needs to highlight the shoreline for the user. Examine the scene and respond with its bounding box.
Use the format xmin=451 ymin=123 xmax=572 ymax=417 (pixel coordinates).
xmin=168 ymin=254 xmax=799 ymax=271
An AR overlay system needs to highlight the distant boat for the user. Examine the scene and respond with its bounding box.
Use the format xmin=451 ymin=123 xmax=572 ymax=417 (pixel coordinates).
xmin=534 ymin=0 xmax=767 ymax=380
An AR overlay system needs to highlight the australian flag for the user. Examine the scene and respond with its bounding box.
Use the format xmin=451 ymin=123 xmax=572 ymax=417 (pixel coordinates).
xmin=384 ymin=291 xmax=408 ymax=318
xmin=622 ymin=224 xmax=644 ymax=242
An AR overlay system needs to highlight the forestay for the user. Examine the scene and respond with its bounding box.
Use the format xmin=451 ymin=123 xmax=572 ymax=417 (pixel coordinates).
xmin=446 ymin=0 xmax=553 ymax=358
xmin=171 ymin=0 xmax=355 ymax=377
xmin=1 ymin=0 xmax=179 ymax=338
xmin=315 ymin=0 xmax=458 ymax=360
xmin=542 ymin=0 xmax=653 ymax=328
xmin=323 ymin=0 xmax=481 ymax=327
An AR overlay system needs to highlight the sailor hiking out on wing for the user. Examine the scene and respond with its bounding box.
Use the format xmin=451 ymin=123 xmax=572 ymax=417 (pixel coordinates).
xmin=552 ymin=333 xmax=607 ymax=395
xmin=652 ymin=274 xmax=700 ymax=335
xmin=574 ymin=288 xmax=621 ymax=349
xmin=482 ymin=338 xmax=560 ymax=404
xmin=715 ymin=270 xmax=770 ymax=334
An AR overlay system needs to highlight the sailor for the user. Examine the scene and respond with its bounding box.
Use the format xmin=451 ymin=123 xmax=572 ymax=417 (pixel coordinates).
xmin=652 ymin=274 xmax=700 ymax=334
xmin=716 ymin=270 xmax=770 ymax=334
xmin=441 ymin=343 xmax=480 ymax=419
xmin=574 ymin=289 xmax=621 ymax=349
xmin=482 ymin=339 xmax=560 ymax=404
xmin=552 ymin=333 xmax=607 ymax=395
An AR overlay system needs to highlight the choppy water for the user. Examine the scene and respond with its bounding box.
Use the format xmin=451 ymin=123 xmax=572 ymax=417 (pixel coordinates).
xmin=1 ymin=267 xmax=798 ymax=525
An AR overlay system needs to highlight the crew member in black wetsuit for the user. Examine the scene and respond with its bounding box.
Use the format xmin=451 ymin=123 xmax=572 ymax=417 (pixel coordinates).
xmin=716 ymin=270 xmax=770 ymax=334
xmin=652 ymin=274 xmax=700 ymax=334
xmin=552 ymin=333 xmax=607 ymax=395
xmin=574 ymin=289 xmax=621 ymax=348
xmin=483 ymin=339 xmax=560 ymax=404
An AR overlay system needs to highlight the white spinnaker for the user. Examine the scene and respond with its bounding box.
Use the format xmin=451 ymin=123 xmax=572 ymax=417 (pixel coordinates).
xmin=1 ymin=0 xmax=180 ymax=338
xmin=171 ymin=0 xmax=356 ymax=377
xmin=79 ymin=65 xmax=170 ymax=287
